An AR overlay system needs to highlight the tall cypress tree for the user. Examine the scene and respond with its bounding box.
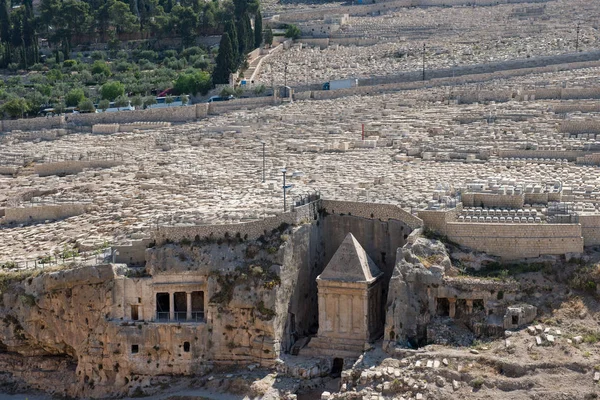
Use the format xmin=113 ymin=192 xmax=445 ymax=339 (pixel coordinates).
xmin=213 ymin=33 xmax=233 ymax=85
xmin=224 ymin=20 xmax=239 ymax=69
xmin=254 ymin=9 xmax=262 ymax=49
xmin=243 ymin=13 xmax=253 ymax=51
xmin=0 ymin=0 xmax=11 ymax=67
xmin=236 ymin=17 xmax=246 ymax=57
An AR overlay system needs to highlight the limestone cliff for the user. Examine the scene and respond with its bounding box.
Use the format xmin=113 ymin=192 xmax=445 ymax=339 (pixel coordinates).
xmin=0 ymin=222 xmax=324 ymax=398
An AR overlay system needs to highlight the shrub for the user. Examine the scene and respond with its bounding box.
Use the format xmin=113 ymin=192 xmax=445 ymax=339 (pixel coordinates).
xmin=100 ymin=81 xmax=125 ymax=101
xmin=78 ymin=98 xmax=96 ymax=113
xmin=284 ymin=24 xmax=301 ymax=39
xmin=63 ymin=59 xmax=77 ymax=69
xmin=65 ymin=88 xmax=85 ymax=107
xmin=91 ymin=60 xmax=111 ymax=77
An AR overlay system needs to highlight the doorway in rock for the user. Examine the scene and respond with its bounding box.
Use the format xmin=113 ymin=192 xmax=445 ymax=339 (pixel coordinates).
xmin=331 ymin=358 xmax=344 ymax=377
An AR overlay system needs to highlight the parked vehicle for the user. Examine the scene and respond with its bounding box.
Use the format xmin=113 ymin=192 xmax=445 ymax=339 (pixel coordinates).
xmin=207 ymin=95 xmax=234 ymax=103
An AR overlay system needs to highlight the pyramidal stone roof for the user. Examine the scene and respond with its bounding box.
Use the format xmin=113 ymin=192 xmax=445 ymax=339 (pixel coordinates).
xmin=318 ymin=233 xmax=382 ymax=283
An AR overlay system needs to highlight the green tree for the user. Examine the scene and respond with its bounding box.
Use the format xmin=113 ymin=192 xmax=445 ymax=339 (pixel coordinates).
xmin=1 ymin=97 xmax=30 ymax=118
xmin=114 ymin=95 xmax=129 ymax=108
xmin=100 ymin=81 xmax=125 ymax=100
xmin=236 ymin=16 xmax=247 ymax=56
xmin=213 ymin=33 xmax=234 ymax=85
xmin=165 ymin=94 xmax=174 ymax=106
xmin=53 ymin=101 xmax=65 ymax=115
xmin=171 ymin=4 xmax=198 ymax=47
xmin=65 ymin=88 xmax=85 ymax=107
xmin=254 ymin=9 xmax=262 ymax=48
xmin=131 ymin=95 xmax=143 ymax=109
xmin=0 ymin=0 xmax=12 ymax=67
xmin=285 ymin=24 xmax=301 ymax=40
xmin=173 ymin=70 xmax=211 ymax=95
xmin=77 ymin=98 xmax=96 ymax=113
xmin=264 ymin=27 xmax=273 ymax=47
xmin=91 ymin=60 xmax=112 ymax=77
xmin=242 ymin=13 xmax=253 ymax=50
xmin=108 ymin=0 xmax=139 ymax=34
xmin=98 ymin=99 xmax=110 ymax=111
xmin=143 ymin=96 xmax=157 ymax=108
xmin=224 ymin=20 xmax=239 ymax=67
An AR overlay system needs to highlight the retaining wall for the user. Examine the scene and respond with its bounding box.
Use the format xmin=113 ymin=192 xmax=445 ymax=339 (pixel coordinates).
xmin=419 ymin=207 xmax=584 ymax=259
xmin=154 ymin=200 xmax=320 ymax=245
xmin=559 ymin=120 xmax=600 ymax=135
xmin=461 ymin=193 xmax=524 ymax=209
xmin=320 ymin=200 xmax=422 ymax=229
xmin=276 ymin=0 xmax=550 ymax=22
xmin=34 ymin=160 xmax=121 ymax=177
xmin=445 ymin=222 xmax=583 ymax=259
xmin=579 ymin=215 xmax=600 ymax=247
xmin=2 ymin=204 xmax=87 ymax=223
xmin=496 ymin=149 xmax=585 ymax=161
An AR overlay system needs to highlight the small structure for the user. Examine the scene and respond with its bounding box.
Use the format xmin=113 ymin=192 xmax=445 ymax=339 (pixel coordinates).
xmin=304 ymin=233 xmax=384 ymax=358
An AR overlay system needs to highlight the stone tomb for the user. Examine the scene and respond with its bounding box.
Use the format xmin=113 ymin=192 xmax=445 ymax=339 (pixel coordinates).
xmin=303 ymin=233 xmax=384 ymax=358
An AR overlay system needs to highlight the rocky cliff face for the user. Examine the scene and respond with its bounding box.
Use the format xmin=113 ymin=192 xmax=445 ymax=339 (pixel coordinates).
xmin=0 ymin=221 xmax=325 ymax=398
xmin=384 ymin=230 xmax=456 ymax=349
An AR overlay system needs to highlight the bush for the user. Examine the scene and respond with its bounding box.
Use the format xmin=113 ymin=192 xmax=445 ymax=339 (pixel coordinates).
xmin=98 ymin=99 xmax=110 ymax=111
xmin=63 ymin=59 xmax=77 ymax=69
xmin=181 ymin=46 xmax=205 ymax=59
xmin=91 ymin=60 xmax=111 ymax=77
xmin=284 ymin=24 xmax=301 ymax=39
xmin=163 ymin=50 xmax=178 ymax=58
xmin=100 ymin=81 xmax=125 ymax=100
xmin=173 ymin=70 xmax=212 ymax=95
xmin=136 ymin=50 xmax=158 ymax=62
xmin=1 ymin=98 xmax=31 ymax=118
xmin=65 ymin=88 xmax=85 ymax=107
xmin=78 ymin=98 xmax=96 ymax=113
xmin=91 ymin=51 xmax=105 ymax=60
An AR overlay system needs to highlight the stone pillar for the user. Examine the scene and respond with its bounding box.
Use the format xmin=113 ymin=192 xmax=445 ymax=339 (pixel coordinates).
xmin=448 ymin=298 xmax=456 ymax=319
xmin=186 ymin=292 xmax=192 ymax=321
xmin=466 ymin=299 xmax=473 ymax=315
xmin=169 ymin=292 xmax=175 ymax=321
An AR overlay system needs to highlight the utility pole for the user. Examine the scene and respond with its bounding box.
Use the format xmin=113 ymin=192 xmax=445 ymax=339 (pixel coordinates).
xmin=576 ymin=22 xmax=580 ymax=52
xmin=284 ymin=63 xmax=288 ymax=88
xmin=281 ymin=168 xmax=291 ymax=211
xmin=261 ymin=141 xmax=265 ymax=182
xmin=422 ymin=43 xmax=426 ymax=81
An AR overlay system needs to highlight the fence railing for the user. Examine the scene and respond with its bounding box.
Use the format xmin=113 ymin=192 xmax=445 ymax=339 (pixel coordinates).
xmin=155 ymin=311 xmax=205 ymax=323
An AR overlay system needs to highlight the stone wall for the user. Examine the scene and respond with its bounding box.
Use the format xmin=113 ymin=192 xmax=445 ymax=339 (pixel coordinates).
xmin=579 ymin=214 xmax=600 ymax=246
xmin=559 ymin=120 xmax=600 ymax=135
xmin=461 ymin=193 xmax=524 ymax=209
xmin=444 ymin=222 xmax=583 ymax=259
xmin=0 ymin=105 xmax=207 ymax=133
xmin=155 ymin=200 xmax=320 ymax=245
xmin=320 ymin=199 xmax=422 ymax=229
xmin=276 ymin=0 xmax=549 ymax=22
xmin=0 ymin=116 xmax=64 ymax=132
xmin=207 ymin=96 xmax=280 ymax=115
xmin=2 ymin=203 xmax=87 ymax=224
xmin=113 ymin=238 xmax=153 ymax=265
xmin=34 ymin=160 xmax=121 ymax=177
xmin=419 ymin=207 xmax=584 ymax=258
xmin=496 ymin=149 xmax=585 ymax=161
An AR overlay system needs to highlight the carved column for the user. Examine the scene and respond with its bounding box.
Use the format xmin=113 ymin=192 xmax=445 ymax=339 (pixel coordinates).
xmin=448 ymin=298 xmax=456 ymax=318
xmin=169 ymin=292 xmax=175 ymax=321
xmin=186 ymin=292 xmax=192 ymax=321
xmin=466 ymin=299 xmax=473 ymax=315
